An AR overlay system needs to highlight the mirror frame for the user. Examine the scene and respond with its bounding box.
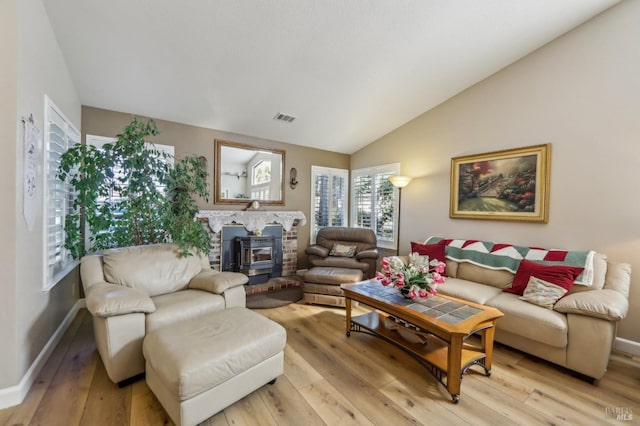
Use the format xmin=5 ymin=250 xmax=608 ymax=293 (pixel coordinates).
xmin=214 ymin=139 xmax=286 ymax=205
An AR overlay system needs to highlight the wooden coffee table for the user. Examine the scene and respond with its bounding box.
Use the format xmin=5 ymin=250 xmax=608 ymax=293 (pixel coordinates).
xmin=341 ymin=280 xmax=504 ymax=403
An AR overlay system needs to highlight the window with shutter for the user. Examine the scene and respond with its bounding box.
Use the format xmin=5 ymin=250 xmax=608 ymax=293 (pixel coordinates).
xmin=351 ymin=163 xmax=400 ymax=249
xmin=44 ymin=96 xmax=80 ymax=290
xmin=310 ymin=166 xmax=348 ymax=243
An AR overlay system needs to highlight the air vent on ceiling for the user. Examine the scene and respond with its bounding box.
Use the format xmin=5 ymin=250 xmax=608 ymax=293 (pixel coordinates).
xmin=273 ymin=112 xmax=296 ymax=123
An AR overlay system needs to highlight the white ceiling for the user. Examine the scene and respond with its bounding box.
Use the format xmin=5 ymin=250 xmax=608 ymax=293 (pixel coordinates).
xmin=42 ymin=0 xmax=619 ymax=154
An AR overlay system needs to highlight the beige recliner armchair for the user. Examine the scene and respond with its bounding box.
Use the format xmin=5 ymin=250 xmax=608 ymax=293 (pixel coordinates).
xmin=80 ymin=243 xmax=248 ymax=385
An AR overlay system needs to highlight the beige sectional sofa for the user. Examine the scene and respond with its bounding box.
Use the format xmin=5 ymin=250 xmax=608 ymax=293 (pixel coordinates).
xmin=400 ymin=242 xmax=631 ymax=381
xmin=80 ymin=243 xmax=249 ymax=384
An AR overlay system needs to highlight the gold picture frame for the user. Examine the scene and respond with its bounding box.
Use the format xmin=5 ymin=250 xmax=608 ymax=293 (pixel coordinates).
xmin=450 ymin=144 xmax=551 ymax=223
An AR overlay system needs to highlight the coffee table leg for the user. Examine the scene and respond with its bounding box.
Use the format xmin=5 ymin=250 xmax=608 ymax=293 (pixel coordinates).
xmin=481 ymin=323 xmax=496 ymax=375
xmin=447 ymin=335 xmax=463 ymax=403
xmin=345 ymin=297 xmax=352 ymax=337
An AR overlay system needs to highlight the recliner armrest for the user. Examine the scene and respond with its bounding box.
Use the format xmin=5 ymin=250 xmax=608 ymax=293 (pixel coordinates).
xmin=86 ymin=282 xmax=156 ymax=318
xmin=305 ymin=245 xmax=330 ymax=258
xmin=554 ymin=289 xmax=629 ymax=321
xmin=188 ymin=269 xmax=249 ymax=294
xmin=356 ymin=248 xmax=379 ymax=260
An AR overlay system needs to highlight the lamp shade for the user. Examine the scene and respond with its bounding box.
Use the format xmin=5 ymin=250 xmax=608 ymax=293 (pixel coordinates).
xmin=388 ymin=175 xmax=412 ymax=189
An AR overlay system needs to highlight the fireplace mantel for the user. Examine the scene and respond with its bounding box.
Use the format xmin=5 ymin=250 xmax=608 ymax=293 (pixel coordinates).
xmin=197 ymin=210 xmax=307 ymax=233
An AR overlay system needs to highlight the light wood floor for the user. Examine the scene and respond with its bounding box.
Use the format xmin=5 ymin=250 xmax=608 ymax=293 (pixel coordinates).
xmin=1 ymin=303 xmax=639 ymax=426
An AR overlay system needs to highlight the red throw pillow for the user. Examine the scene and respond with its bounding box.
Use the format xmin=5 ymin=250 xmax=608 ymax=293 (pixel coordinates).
xmin=505 ymin=259 xmax=584 ymax=296
xmin=410 ymin=241 xmax=447 ymax=275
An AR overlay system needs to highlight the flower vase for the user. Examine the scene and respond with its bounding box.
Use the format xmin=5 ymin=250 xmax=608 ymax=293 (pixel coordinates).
xmin=399 ymin=288 xmax=412 ymax=299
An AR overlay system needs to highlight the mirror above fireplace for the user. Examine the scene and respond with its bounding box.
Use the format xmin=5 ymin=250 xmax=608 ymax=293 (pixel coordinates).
xmin=214 ymin=140 xmax=285 ymax=205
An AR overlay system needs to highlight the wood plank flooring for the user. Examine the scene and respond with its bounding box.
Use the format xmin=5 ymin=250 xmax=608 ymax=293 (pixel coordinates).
xmin=2 ymin=303 xmax=639 ymax=425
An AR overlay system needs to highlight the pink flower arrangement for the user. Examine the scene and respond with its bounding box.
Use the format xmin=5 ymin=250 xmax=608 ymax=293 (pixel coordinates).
xmin=376 ymin=253 xmax=446 ymax=299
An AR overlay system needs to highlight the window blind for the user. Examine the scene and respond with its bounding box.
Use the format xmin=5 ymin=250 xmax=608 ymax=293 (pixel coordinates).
xmin=310 ymin=166 xmax=348 ymax=243
xmin=44 ymin=96 xmax=80 ymax=290
xmin=351 ymin=163 xmax=400 ymax=249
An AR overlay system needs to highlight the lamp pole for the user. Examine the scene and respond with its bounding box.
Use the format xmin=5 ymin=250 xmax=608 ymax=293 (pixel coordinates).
xmin=388 ymin=176 xmax=413 ymax=255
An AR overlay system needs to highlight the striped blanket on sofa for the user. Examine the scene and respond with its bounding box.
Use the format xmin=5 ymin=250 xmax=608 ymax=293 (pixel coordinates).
xmin=424 ymin=237 xmax=595 ymax=286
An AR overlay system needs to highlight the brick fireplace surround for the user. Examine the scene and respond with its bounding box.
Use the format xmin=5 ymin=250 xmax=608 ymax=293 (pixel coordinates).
xmin=196 ymin=210 xmax=307 ymax=276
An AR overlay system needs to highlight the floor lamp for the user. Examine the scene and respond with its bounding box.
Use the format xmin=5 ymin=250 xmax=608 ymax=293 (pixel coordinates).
xmin=388 ymin=176 xmax=412 ymax=255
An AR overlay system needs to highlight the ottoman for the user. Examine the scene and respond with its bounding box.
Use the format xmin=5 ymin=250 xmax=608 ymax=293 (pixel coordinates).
xmin=143 ymin=307 xmax=286 ymax=426
xmin=303 ymin=266 xmax=364 ymax=307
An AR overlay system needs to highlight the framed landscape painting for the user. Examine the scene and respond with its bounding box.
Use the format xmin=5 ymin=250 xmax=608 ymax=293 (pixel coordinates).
xmin=450 ymin=144 xmax=551 ymax=223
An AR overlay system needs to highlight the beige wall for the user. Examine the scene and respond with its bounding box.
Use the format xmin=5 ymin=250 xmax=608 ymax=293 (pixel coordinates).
xmin=81 ymin=106 xmax=350 ymax=268
xmin=0 ymin=0 xmax=19 ymax=388
xmin=0 ymin=0 xmax=82 ymax=391
xmin=352 ymin=0 xmax=640 ymax=344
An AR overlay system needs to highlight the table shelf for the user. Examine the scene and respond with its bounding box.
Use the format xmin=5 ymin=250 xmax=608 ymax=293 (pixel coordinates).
xmin=350 ymin=311 xmax=487 ymax=375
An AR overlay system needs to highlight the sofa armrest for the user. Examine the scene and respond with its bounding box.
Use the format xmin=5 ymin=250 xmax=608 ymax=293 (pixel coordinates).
xmin=554 ymin=289 xmax=629 ymax=321
xmin=305 ymin=245 xmax=329 ymax=258
xmin=356 ymin=248 xmax=379 ymax=260
xmin=86 ymin=282 xmax=155 ymax=318
xmin=222 ymin=285 xmax=246 ymax=308
xmin=188 ymin=270 xmax=249 ymax=294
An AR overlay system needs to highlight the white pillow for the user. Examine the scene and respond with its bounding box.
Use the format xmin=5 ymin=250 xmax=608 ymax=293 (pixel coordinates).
xmin=519 ymin=276 xmax=568 ymax=309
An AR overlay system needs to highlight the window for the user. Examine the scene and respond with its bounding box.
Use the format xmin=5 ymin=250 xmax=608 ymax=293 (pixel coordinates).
xmin=310 ymin=166 xmax=348 ymax=243
xmin=250 ymin=159 xmax=271 ymax=200
xmin=351 ymin=163 xmax=400 ymax=249
xmin=43 ymin=96 xmax=80 ymax=290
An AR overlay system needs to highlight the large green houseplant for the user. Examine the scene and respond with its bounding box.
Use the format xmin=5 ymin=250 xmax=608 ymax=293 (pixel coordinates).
xmin=58 ymin=118 xmax=210 ymax=258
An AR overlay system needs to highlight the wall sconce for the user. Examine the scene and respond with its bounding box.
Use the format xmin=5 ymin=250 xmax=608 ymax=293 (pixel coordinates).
xmin=198 ymin=156 xmax=208 ymax=178
xmin=388 ymin=175 xmax=413 ymax=255
xmin=290 ymin=167 xmax=298 ymax=189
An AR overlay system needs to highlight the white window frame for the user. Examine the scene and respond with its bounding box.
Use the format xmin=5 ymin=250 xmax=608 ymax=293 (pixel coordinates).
xmin=310 ymin=166 xmax=349 ymax=243
xmin=350 ymin=163 xmax=400 ymax=250
xmin=43 ymin=96 xmax=80 ymax=291
xmin=249 ymin=159 xmax=271 ymax=200
xmin=85 ymin=134 xmax=174 ymax=251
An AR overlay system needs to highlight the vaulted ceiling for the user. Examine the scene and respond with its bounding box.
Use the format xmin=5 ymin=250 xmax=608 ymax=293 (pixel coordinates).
xmin=42 ymin=0 xmax=619 ymax=154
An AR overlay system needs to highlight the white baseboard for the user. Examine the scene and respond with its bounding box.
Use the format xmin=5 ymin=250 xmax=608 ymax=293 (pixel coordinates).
xmin=614 ymin=337 xmax=640 ymax=356
xmin=0 ymin=298 xmax=85 ymax=410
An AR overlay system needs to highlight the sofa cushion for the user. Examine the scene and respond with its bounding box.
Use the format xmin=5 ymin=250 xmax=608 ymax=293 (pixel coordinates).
xmin=486 ymin=292 xmax=568 ymax=348
xmin=103 ymin=244 xmax=204 ymax=297
xmin=146 ymin=289 xmax=225 ymax=333
xmin=456 ymin=263 xmax=514 ymax=289
xmin=505 ymin=260 xmax=583 ymax=296
xmin=435 ymin=277 xmax=503 ymax=305
xmin=569 ymin=253 xmax=608 ymax=293
xmin=519 ymin=276 xmax=568 ymax=309
xmin=603 ymin=261 xmax=632 ymax=297
xmin=308 ymin=256 xmax=369 ymax=273
xmin=445 ymin=260 xmax=458 ymax=278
